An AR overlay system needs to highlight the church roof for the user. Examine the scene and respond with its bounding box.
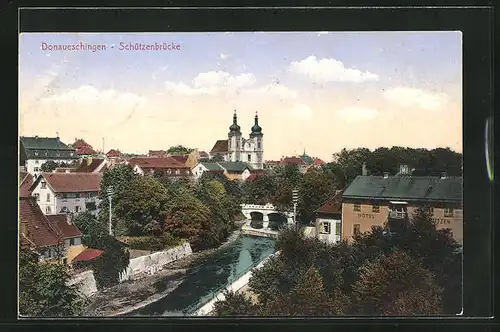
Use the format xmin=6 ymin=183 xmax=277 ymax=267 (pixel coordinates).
xmin=210 ymin=140 xmax=229 ymax=153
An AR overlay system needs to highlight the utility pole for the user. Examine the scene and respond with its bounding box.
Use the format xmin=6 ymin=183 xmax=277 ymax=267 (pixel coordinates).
xmin=107 ymin=186 xmax=114 ymax=236
xmin=292 ymin=189 xmax=299 ymax=224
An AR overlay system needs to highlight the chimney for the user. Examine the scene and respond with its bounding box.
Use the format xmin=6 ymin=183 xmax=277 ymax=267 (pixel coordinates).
xmin=362 ymin=162 xmax=367 ymax=176
xmin=383 ymin=172 xmax=389 ymax=179
xmin=66 ymin=213 xmax=72 ymax=225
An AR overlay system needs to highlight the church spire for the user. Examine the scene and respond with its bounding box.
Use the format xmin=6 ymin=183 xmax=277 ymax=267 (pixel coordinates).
xmin=250 ymin=111 xmax=263 ymax=137
xmin=229 ymin=110 xmax=241 ymax=136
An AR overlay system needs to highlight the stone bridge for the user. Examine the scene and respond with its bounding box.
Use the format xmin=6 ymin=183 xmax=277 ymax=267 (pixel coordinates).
xmin=240 ymin=204 xmax=295 ymax=228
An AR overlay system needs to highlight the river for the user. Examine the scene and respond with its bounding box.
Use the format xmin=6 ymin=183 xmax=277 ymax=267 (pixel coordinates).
xmin=128 ymin=234 xmax=276 ymax=316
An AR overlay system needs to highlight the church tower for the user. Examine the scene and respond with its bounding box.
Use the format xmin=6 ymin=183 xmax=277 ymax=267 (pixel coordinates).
xmin=249 ymin=111 xmax=264 ymax=170
xmin=228 ymin=110 xmax=242 ymax=162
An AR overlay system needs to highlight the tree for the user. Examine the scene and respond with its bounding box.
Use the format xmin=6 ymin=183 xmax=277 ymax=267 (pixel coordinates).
xmin=242 ymin=173 xmax=278 ymax=205
xmin=40 ymin=160 xmax=59 ymax=172
xmin=213 ymin=290 xmax=256 ymax=316
xmin=297 ymin=167 xmax=337 ymax=223
xmin=167 ymin=145 xmax=192 ymax=155
xmin=352 ymin=250 xmax=442 ymax=315
xmin=19 ymin=249 xmax=87 ymax=317
xmin=72 ymin=212 xmax=130 ymax=289
xmin=114 ymin=176 xmax=170 ymax=236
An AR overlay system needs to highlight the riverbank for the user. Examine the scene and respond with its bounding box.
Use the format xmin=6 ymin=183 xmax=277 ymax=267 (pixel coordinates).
xmin=82 ymin=229 xmax=242 ymax=317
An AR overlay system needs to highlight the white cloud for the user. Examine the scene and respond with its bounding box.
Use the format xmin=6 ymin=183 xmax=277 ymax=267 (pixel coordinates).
xmin=164 ymin=71 xmax=297 ymax=100
xmin=220 ymin=53 xmax=229 ymax=60
xmin=289 ymin=56 xmax=379 ymax=83
xmin=290 ymin=104 xmax=313 ymax=118
xmin=382 ymin=87 xmax=450 ymax=111
xmin=40 ymin=85 xmax=147 ymax=106
xmin=336 ymin=106 xmax=379 ymax=123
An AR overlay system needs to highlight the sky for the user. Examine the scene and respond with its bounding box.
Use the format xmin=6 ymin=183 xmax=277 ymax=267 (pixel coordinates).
xmin=19 ymin=32 xmax=462 ymax=162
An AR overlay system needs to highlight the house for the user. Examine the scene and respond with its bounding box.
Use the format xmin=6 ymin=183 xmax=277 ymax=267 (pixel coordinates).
xmin=170 ymin=153 xmax=199 ymax=169
xmin=210 ymin=140 xmax=229 ymax=160
xmin=75 ymin=145 xmax=98 ymax=156
xmin=19 ymin=196 xmax=85 ymax=264
xmin=217 ymin=161 xmax=253 ymax=181
xmin=313 ymin=158 xmax=326 ymax=167
xmin=29 ymin=172 xmax=102 ymax=215
xmin=74 ymin=158 xmax=108 ymax=173
xmin=20 ymin=172 xmax=34 ymax=198
xmin=198 ymin=151 xmax=210 ymax=161
xmin=341 ymin=166 xmax=463 ymax=244
xmin=314 ymin=189 xmax=345 ymax=245
xmin=127 ymin=157 xmax=191 ymax=177
xmin=191 ymin=162 xmax=225 ymax=180
xmin=264 ymin=160 xmax=281 ymax=170
xmin=106 ymin=149 xmax=121 ymax=159
xmin=20 ymin=136 xmax=79 ymax=176
xmin=245 ymin=170 xmax=267 ymax=182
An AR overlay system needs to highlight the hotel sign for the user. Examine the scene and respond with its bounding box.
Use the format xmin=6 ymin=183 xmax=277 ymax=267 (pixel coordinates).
xmin=357 ymin=213 xmax=375 ymax=219
xmin=432 ymin=218 xmax=451 ymax=225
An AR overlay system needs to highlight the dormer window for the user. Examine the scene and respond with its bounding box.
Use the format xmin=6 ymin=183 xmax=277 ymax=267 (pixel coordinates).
xmin=70 ymin=152 xmax=74 ymax=156
xmin=167 ymin=169 xmax=172 ymax=174
xmin=34 ymin=151 xmax=39 ymax=156
xmin=45 ymin=151 xmax=48 ymax=156
xmin=175 ymin=169 xmax=180 ymax=175
xmin=41 ymin=180 xmax=47 ymax=189
xmin=56 ymin=152 xmax=61 ymax=157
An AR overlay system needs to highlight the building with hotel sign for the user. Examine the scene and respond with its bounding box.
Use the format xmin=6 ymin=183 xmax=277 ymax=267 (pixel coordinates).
xmin=340 ymin=167 xmax=463 ymax=244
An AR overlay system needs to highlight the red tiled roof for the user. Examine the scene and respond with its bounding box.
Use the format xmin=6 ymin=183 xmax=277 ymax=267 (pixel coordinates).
xmin=199 ymin=151 xmax=210 ymax=158
xmin=106 ymin=149 xmax=121 ymax=158
xmin=72 ymin=249 xmax=104 ymax=262
xmin=54 ymin=168 xmax=77 ymax=173
xmin=265 ymin=160 xmax=281 ymax=165
xmin=76 ymin=145 xmax=97 ymax=155
xmin=210 ymin=140 xmax=228 ymax=153
xmin=315 ymin=189 xmax=345 ymax=215
xmin=72 ymin=139 xmax=92 ymax=149
xmin=33 ymin=172 xmax=102 ymax=193
xmin=45 ymin=214 xmax=82 ymax=239
xmin=170 ymin=155 xmax=189 ymax=165
xmin=314 ymin=158 xmax=325 ymax=166
xmin=19 ymin=173 xmax=34 ymax=197
xmin=128 ymin=157 xmax=188 ymax=169
xmin=19 ymin=197 xmax=62 ymax=248
xmin=75 ymin=158 xmax=105 ymax=173
xmin=281 ymin=156 xmax=305 ymax=166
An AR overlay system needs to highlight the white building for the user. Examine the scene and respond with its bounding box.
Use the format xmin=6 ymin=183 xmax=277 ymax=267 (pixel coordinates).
xmin=29 ymin=172 xmax=102 ymax=216
xmin=20 ymin=136 xmax=80 ymax=177
xmin=191 ymin=162 xmax=225 ymax=180
xmin=210 ymin=111 xmax=264 ymax=170
xmin=314 ymin=190 xmax=344 ymax=245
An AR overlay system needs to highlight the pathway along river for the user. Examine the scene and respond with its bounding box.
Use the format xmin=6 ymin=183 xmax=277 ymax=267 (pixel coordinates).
xmin=129 ymin=235 xmax=276 ymax=316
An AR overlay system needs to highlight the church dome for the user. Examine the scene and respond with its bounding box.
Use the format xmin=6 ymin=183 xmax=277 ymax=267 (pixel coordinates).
xmin=250 ymin=112 xmax=263 ymax=137
xmin=229 ymin=110 xmax=241 ymax=136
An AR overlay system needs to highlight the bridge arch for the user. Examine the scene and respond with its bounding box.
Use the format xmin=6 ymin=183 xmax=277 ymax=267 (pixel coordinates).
xmin=268 ymin=213 xmax=288 ymax=231
xmin=250 ymin=212 xmax=264 ymax=229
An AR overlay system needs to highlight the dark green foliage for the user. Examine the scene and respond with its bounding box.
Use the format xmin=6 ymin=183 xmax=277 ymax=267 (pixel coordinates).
xmin=213 ymin=290 xmax=256 ymax=316
xmin=167 ymin=145 xmax=192 ymax=155
xmin=40 ymin=160 xmax=59 ymax=172
xmin=126 ymin=234 xmax=183 ymax=251
xmin=19 ymin=249 xmax=87 ymax=317
xmin=72 ymin=212 xmax=130 ymax=290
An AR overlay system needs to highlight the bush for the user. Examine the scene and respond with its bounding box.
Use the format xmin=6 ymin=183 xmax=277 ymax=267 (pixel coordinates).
xmin=126 ymin=234 xmax=183 ymax=251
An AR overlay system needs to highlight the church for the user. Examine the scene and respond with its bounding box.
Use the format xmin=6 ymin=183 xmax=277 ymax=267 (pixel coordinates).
xmin=210 ymin=111 xmax=264 ymax=170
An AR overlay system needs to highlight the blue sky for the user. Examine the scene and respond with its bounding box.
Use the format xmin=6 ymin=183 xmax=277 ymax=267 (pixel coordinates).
xmin=19 ymin=32 xmax=462 ymax=160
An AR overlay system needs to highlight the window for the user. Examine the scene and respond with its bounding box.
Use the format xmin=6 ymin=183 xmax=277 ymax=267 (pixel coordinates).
xmin=41 ymin=181 xmax=46 ymax=189
xmin=75 ymin=193 xmax=80 ymax=198
xmin=46 ymin=193 xmax=51 ymax=202
xmin=248 ymin=154 xmax=252 ymax=162
xmin=335 ymin=222 xmax=341 ymax=236
xmin=75 ymin=206 xmax=80 ymax=213
xmin=45 ymin=206 xmax=51 ymax=214
xmin=34 ymin=151 xmax=39 ymax=156
xmin=372 ymin=205 xmax=380 ymax=213
xmin=62 ymin=193 xmax=68 ymax=199
xmin=69 ymin=238 xmax=75 ymax=246
xmin=34 ymin=193 xmax=40 ymax=201
xmin=35 ymin=160 xmax=39 ymax=164
xmin=444 ymin=207 xmax=454 ymax=217
xmin=60 ymin=206 xmax=68 ymax=213
xmin=353 ymin=204 xmax=361 ymax=212
xmin=321 ymin=222 xmax=331 ymax=234
xmin=257 ymin=142 xmax=261 ymax=149
xmin=167 ymin=169 xmax=172 ymax=174
xmin=34 ymin=167 xmax=40 ymax=172
xmin=176 ymin=169 xmax=180 ymax=175
xmin=353 ymin=224 xmax=361 ymax=236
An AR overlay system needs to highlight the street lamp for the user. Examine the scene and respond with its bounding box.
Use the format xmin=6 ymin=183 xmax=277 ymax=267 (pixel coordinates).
xmin=292 ymin=189 xmax=299 ymax=224
xmin=107 ymin=186 xmax=114 ymax=236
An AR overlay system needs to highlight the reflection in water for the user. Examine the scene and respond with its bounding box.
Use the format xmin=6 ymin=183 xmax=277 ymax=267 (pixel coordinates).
xmin=131 ymin=235 xmax=276 ymax=316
